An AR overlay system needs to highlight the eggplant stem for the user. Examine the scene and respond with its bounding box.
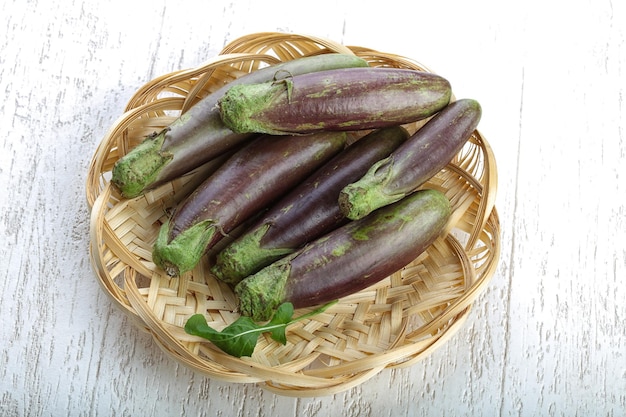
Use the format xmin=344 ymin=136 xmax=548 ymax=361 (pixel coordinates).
xmin=111 ymin=128 xmax=173 ymax=198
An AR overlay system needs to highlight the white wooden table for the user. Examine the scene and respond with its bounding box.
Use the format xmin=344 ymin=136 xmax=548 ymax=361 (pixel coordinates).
xmin=2 ymin=0 xmax=625 ymax=415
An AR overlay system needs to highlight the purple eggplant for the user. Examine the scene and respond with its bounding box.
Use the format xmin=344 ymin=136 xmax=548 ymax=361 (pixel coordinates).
xmin=152 ymin=131 xmax=347 ymax=277
xmin=339 ymin=98 xmax=482 ymax=220
xmin=235 ymin=189 xmax=451 ymax=321
xmin=111 ymin=54 xmax=369 ymax=198
xmin=210 ymin=125 xmax=410 ymax=285
xmin=218 ymin=67 xmax=452 ymax=135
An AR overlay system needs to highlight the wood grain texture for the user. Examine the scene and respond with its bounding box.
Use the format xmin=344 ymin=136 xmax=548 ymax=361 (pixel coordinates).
xmin=1 ymin=0 xmax=625 ymax=415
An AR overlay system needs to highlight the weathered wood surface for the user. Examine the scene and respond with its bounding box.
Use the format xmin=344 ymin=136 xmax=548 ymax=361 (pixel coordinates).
xmin=1 ymin=0 xmax=625 ymax=415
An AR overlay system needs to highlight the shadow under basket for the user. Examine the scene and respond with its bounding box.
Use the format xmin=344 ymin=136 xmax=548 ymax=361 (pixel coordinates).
xmin=86 ymin=32 xmax=501 ymax=397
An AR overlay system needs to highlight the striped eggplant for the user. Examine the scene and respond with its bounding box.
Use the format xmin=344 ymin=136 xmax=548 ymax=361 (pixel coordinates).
xmin=152 ymin=131 xmax=347 ymax=277
xmin=218 ymin=67 xmax=452 ymax=135
xmin=210 ymin=125 xmax=410 ymax=285
xmin=235 ymin=189 xmax=451 ymax=321
xmin=339 ymin=98 xmax=482 ymax=220
xmin=111 ymin=54 xmax=369 ymax=198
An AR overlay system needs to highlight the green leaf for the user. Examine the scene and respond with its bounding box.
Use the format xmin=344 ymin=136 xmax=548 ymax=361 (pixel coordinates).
xmin=265 ymin=302 xmax=294 ymax=345
xmin=184 ymin=301 xmax=336 ymax=358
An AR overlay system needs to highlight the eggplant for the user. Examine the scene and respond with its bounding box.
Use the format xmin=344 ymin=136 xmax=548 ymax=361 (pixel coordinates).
xmin=235 ymin=189 xmax=451 ymax=321
xmin=111 ymin=54 xmax=369 ymax=198
xmin=152 ymin=131 xmax=347 ymax=277
xmin=339 ymin=98 xmax=482 ymax=220
xmin=218 ymin=67 xmax=452 ymax=135
xmin=210 ymin=125 xmax=410 ymax=285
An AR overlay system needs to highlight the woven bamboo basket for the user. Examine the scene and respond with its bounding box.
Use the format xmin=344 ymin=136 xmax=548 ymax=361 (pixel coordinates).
xmin=86 ymin=32 xmax=501 ymax=397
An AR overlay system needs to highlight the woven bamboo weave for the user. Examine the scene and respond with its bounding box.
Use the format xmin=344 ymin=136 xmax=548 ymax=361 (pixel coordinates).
xmin=86 ymin=32 xmax=501 ymax=396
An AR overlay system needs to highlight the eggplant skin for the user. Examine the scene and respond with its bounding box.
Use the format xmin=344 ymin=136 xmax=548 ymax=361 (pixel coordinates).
xmin=235 ymin=189 xmax=451 ymax=321
xmin=152 ymin=131 xmax=347 ymax=277
xmin=339 ymin=98 xmax=482 ymax=220
xmin=210 ymin=126 xmax=409 ymax=285
xmin=218 ymin=67 xmax=452 ymax=135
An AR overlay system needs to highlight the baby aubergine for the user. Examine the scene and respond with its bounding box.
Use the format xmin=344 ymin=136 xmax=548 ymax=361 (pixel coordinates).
xmin=111 ymin=54 xmax=369 ymax=198
xmin=211 ymin=125 xmax=410 ymax=285
xmin=235 ymin=189 xmax=451 ymax=321
xmin=339 ymin=98 xmax=482 ymax=220
xmin=152 ymin=131 xmax=347 ymax=277
xmin=218 ymin=67 xmax=452 ymax=135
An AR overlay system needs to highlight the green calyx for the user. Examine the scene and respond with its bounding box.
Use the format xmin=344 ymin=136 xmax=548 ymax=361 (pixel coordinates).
xmin=338 ymin=156 xmax=406 ymax=220
xmin=152 ymin=218 xmax=218 ymax=277
xmin=211 ymin=223 xmax=293 ymax=285
xmin=111 ymin=129 xmax=173 ymax=198
xmin=234 ymin=259 xmax=292 ymax=321
xmin=218 ymin=81 xmax=289 ymax=135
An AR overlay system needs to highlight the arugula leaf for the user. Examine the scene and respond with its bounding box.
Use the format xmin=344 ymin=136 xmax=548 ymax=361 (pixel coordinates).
xmin=184 ymin=301 xmax=336 ymax=358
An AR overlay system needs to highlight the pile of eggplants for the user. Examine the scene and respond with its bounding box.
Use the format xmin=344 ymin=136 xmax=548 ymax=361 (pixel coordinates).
xmin=111 ymin=54 xmax=482 ymax=321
